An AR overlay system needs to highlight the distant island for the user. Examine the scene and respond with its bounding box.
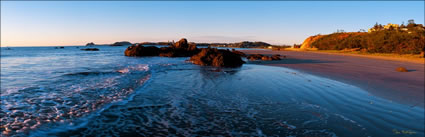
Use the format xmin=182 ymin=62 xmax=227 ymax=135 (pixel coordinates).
xmin=111 ymin=41 xmax=132 ymax=46
xmin=85 ymin=41 xmax=132 ymax=46
xmin=86 ymin=42 xmax=95 ymax=46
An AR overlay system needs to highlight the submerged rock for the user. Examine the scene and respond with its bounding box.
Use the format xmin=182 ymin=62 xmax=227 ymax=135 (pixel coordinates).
xmin=247 ymin=54 xmax=264 ymax=61
xmin=247 ymin=54 xmax=282 ymax=61
xmin=190 ymin=48 xmax=245 ymax=67
xmin=81 ymin=48 xmax=99 ymax=51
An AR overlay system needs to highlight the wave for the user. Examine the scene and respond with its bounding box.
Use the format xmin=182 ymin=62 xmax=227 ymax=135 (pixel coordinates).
xmin=0 ymin=64 xmax=152 ymax=136
xmin=63 ymin=71 xmax=116 ymax=76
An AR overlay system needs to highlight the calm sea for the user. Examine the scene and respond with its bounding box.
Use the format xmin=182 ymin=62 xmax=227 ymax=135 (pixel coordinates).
xmin=1 ymin=46 xmax=423 ymax=137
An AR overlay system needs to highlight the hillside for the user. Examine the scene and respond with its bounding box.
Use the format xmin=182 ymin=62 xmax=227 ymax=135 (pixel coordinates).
xmin=301 ymin=21 xmax=425 ymax=55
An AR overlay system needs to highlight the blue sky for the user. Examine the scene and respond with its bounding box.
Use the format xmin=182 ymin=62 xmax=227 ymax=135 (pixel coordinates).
xmin=1 ymin=1 xmax=424 ymax=46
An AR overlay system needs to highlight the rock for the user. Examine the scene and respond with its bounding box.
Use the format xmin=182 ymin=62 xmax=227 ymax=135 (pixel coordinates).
xmin=125 ymin=39 xmax=199 ymax=57
xmin=172 ymin=38 xmax=197 ymax=51
xmin=86 ymin=42 xmax=95 ymax=46
xmin=190 ymin=48 xmax=245 ymax=67
xmin=80 ymin=48 xmax=99 ymax=51
xmin=247 ymin=54 xmax=264 ymax=61
xmin=162 ymin=47 xmax=199 ymax=57
xmin=125 ymin=38 xmax=245 ymax=67
xmin=271 ymin=54 xmax=282 ymax=60
xmin=261 ymin=56 xmax=272 ymax=60
xmin=247 ymin=54 xmax=282 ymax=61
xmin=231 ymin=49 xmax=246 ymax=57
xmin=124 ymin=45 xmax=160 ymax=56
xmin=172 ymin=38 xmax=188 ymax=49
xmin=396 ymin=67 xmax=408 ymax=72
xmin=111 ymin=41 xmax=132 ymax=46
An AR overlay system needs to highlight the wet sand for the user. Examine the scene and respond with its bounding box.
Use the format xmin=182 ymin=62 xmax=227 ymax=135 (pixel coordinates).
xmin=240 ymin=50 xmax=424 ymax=107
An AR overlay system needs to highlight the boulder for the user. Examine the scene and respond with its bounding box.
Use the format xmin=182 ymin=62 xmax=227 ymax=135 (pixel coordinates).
xmin=271 ymin=54 xmax=282 ymax=60
xmin=124 ymin=45 xmax=160 ymax=56
xmin=80 ymin=48 xmax=99 ymax=51
xmin=170 ymin=38 xmax=198 ymax=51
xmin=86 ymin=42 xmax=95 ymax=46
xmin=247 ymin=54 xmax=264 ymax=61
xmin=124 ymin=45 xmax=199 ymax=57
xmin=396 ymin=67 xmax=408 ymax=72
xmin=247 ymin=54 xmax=282 ymax=61
xmin=125 ymin=38 xmax=200 ymax=57
xmin=261 ymin=56 xmax=273 ymax=61
xmin=190 ymin=48 xmax=245 ymax=67
xmin=125 ymin=38 xmax=245 ymax=67
xmin=231 ymin=49 xmax=246 ymax=57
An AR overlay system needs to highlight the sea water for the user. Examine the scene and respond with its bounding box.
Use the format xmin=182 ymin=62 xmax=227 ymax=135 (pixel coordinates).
xmin=1 ymin=46 xmax=423 ymax=137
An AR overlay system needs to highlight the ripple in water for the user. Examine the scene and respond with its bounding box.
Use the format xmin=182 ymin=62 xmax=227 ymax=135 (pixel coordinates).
xmin=0 ymin=64 xmax=151 ymax=136
xmin=26 ymin=64 xmax=423 ymax=137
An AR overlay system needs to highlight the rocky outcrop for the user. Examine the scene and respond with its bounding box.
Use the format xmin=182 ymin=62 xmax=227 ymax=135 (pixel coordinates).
xmin=125 ymin=38 xmax=200 ymax=57
xmin=124 ymin=46 xmax=159 ymax=56
xmin=231 ymin=49 xmax=246 ymax=57
xmin=190 ymin=48 xmax=245 ymax=67
xmin=125 ymin=38 xmax=245 ymax=67
xmin=300 ymin=35 xmax=323 ymax=49
xmin=86 ymin=42 xmax=95 ymax=46
xmin=247 ymin=54 xmax=282 ymax=61
xmin=81 ymin=48 xmax=99 ymax=51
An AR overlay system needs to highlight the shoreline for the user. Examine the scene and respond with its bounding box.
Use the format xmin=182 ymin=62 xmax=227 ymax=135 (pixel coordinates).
xmin=283 ymin=48 xmax=424 ymax=64
xmin=240 ymin=49 xmax=425 ymax=108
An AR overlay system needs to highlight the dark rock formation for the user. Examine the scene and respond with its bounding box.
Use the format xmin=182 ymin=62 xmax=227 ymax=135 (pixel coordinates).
xmin=247 ymin=54 xmax=264 ymax=61
xmin=231 ymin=49 xmax=246 ymax=57
xmin=125 ymin=38 xmax=199 ymax=57
xmin=190 ymin=48 xmax=245 ymax=67
xmin=125 ymin=38 xmax=245 ymax=67
xmin=271 ymin=54 xmax=283 ymax=60
xmin=124 ymin=46 xmax=159 ymax=56
xmin=172 ymin=38 xmax=197 ymax=51
xmin=111 ymin=41 xmax=132 ymax=46
xmin=247 ymin=54 xmax=282 ymax=61
xmin=81 ymin=48 xmax=99 ymax=51
xmin=86 ymin=42 xmax=95 ymax=46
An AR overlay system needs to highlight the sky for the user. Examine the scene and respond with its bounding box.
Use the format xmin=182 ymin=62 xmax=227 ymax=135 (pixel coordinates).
xmin=1 ymin=1 xmax=424 ymax=47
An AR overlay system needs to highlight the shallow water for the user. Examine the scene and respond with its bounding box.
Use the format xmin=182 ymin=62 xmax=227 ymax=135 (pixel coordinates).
xmin=1 ymin=46 xmax=423 ymax=137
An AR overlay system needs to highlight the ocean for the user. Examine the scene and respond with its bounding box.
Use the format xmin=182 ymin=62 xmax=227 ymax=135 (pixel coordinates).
xmin=1 ymin=46 xmax=423 ymax=137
